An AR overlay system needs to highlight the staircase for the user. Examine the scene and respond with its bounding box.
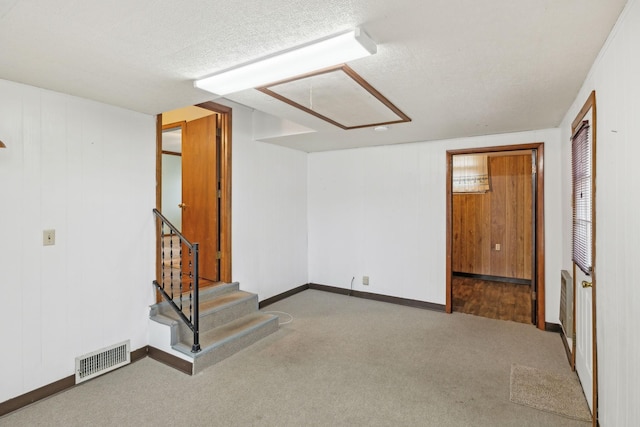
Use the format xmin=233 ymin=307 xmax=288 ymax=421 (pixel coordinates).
xmin=149 ymin=282 xmax=278 ymax=374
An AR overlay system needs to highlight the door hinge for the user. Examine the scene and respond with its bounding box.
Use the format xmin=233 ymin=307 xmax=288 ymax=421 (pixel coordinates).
xmin=532 ymin=165 xmax=536 ymax=174
xmin=216 ymin=251 xmax=222 ymax=260
xmin=216 ymin=128 xmax=222 ymax=137
xmin=217 ymin=189 xmax=221 ymax=198
xmin=531 ymin=291 xmax=537 ymax=301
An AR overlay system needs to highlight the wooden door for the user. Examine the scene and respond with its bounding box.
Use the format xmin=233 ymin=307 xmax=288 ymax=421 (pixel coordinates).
xmin=181 ymin=115 xmax=219 ymax=282
xmin=530 ymin=150 xmax=538 ymax=325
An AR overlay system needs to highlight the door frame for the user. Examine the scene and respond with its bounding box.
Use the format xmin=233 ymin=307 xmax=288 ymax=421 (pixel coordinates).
xmin=155 ymin=101 xmax=232 ymax=292
xmin=446 ymin=142 xmax=546 ymax=330
xmin=570 ymin=90 xmax=597 ymax=426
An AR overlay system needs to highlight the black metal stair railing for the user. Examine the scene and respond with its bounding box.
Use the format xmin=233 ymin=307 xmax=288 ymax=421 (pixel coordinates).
xmin=152 ymin=208 xmax=201 ymax=353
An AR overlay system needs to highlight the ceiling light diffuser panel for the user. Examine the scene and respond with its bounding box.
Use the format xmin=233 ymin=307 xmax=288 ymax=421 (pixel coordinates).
xmin=259 ymin=65 xmax=411 ymax=130
xmin=194 ymin=28 xmax=376 ymax=95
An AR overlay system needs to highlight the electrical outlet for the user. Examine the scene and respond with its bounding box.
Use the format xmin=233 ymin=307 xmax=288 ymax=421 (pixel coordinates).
xmin=43 ymin=229 xmax=56 ymax=246
xmin=362 ymin=276 xmax=369 ymax=286
xmin=495 ymin=243 xmax=501 ymax=251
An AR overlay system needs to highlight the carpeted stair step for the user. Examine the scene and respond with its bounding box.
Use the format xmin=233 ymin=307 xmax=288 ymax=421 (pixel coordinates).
xmin=150 ymin=283 xmax=259 ymax=345
xmin=174 ymin=290 xmax=259 ymax=345
xmin=152 ymin=282 xmax=241 ymax=319
xmin=173 ymin=312 xmax=279 ymax=374
xmin=149 ymin=281 xmax=279 ymax=374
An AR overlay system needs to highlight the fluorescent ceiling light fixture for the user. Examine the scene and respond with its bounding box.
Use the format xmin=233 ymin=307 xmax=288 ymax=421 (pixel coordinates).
xmin=194 ymin=28 xmax=376 ymax=96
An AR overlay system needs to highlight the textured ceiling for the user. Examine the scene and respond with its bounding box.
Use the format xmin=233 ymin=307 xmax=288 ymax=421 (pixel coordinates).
xmin=0 ymin=0 xmax=628 ymax=152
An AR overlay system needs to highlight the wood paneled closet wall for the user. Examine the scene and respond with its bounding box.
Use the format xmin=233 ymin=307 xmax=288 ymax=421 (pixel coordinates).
xmin=452 ymin=154 xmax=532 ymax=280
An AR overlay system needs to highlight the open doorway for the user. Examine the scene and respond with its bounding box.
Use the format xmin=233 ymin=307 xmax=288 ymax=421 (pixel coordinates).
xmin=155 ymin=102 xmax=232 ymax=301
xmin=446 ymin=143 xmax=546 ymax=330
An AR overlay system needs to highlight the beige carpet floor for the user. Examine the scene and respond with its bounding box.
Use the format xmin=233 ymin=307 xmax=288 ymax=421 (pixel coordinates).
xmin=1 ymin=290 xmax=590 ymax=426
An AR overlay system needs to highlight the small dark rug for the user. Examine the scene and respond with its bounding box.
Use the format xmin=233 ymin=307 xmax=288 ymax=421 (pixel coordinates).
xmin=510 ymin=364 xmax=591 ymax=422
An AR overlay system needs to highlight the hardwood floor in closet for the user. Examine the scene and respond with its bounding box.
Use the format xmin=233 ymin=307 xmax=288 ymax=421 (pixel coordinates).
xmin=452 ymin=275 xmax=531 ymax=324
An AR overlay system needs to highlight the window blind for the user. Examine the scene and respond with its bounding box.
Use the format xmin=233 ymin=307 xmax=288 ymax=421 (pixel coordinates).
xmin=572 ymin=120 xmax=592 ymax=275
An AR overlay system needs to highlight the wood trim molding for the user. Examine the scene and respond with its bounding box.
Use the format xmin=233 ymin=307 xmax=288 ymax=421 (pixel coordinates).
xmin=162 ymin=121 xmax=187 ymax=131
xmin=544 ymin=322 xmax=562 ymax=333
xmin=155 ymin=115 xmax=163 ymax=303
xmin=156 ymin=103 xmax=232 ymax=287
xmin=220 ymin=108 xmax=232 ymax=283
xmin=446 ymin=154 xmax=453 ymax=313
xmin=309 ymin=283 xmax=352 ymax=296
xmin=571 ymin=263 xmax=578 ymax=370
xmin=536 ymin=143 xmax=546 ymax=329
xmin=259 ymin=284 xmax=310 ymax=309
xmin=0 ymin=346 xmax=150 ymax=417
xmin=309 ymin=283 xmax=446 ymax=312
xmin=131 ymin=346 xmax=148 ymax=363
xmin=446 ymin=143 xmax=546 ymax=330
xmin=156 ymin=119 xmax=188 ymax=301
xmin=196 ymin=102 xmax=232 ymax=283
xmin=196 ymin=101 xmax=232 ymax=114
xmin=0 ymin=375 xmax=75 ymax=417
xmin=161 ymin=150 xmax=181 ymax=156
xmin=160 ymin=122 xmax=186 ymax=158
xmin=572 ymin=91 xmax=597 ymax=132
xmin=259 ymin=283 xmax=445 ymax=312
xmin=147 ymin=346 xmax=193 ymax=376
xmin=560 ymin=329 xmax=573 ymax=369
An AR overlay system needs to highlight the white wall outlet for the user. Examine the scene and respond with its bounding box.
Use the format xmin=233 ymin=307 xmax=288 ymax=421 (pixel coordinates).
xmin=43 ymin=229 xmax=56 ymax=246
xmin=495 ymin=243 xmax=501 ymax=251
xmin=362 ymin=276 xmax=369 ymax=286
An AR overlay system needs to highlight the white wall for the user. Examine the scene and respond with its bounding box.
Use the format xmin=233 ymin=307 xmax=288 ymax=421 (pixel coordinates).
xmin=231 ymin=104 xmax=309 ymax=300
xmin=0 ymin=79 xmax=156 ymax=402
xmin=161 ymin=153 xmax=182 ymax=231
xmin=308 ymin=128 xmax=563 ymax=321
xmin=560 ymin=0 xmax=640 ymax=424
xmin=0 ymin=89 xmax=308 ymax=403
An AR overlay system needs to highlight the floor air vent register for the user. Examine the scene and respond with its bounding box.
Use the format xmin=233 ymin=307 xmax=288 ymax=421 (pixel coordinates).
xmin=75 ymin=340 xmax=130 ymax=383
xmin=559 ymin=270 xmax=573 ymax=338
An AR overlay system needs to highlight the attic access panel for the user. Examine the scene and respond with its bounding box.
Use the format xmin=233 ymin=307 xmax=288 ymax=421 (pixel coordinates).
xmin=258 ymin=65 xmax=410 ymax=130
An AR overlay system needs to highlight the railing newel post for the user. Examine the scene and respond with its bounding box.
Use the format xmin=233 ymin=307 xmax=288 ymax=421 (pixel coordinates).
xmin=192 ymin=242 xmax=201 ymax=353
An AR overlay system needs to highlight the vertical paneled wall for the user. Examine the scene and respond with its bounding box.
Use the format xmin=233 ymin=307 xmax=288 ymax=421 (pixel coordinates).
xmin=560 ymin=0 xmax=640 ymax=424
xmin=452 ymin=155 xmax=532 ymax=279
xmin=230 ymin=104 xmax=309 ymax=301
xmin=308 ymin=128 xmax=561 ymax=310
xmin=0 ymin=79 xmax=156 ymax=403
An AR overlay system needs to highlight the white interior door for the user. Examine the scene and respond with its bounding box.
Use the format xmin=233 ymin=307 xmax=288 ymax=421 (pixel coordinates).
xmin=572 ymin=98 xmax=596 ymax=415
xmin=575 ymin=265 xmax=593 ymax=412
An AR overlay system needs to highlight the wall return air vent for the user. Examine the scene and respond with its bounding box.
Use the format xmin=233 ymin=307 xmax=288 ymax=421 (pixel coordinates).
xmin=75 ymin=340 xmax=130 ymax=383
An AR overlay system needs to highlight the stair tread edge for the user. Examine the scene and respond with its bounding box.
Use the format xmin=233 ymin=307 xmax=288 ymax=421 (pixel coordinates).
xmin=173 ymin=313 xmax=278 ymax=357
